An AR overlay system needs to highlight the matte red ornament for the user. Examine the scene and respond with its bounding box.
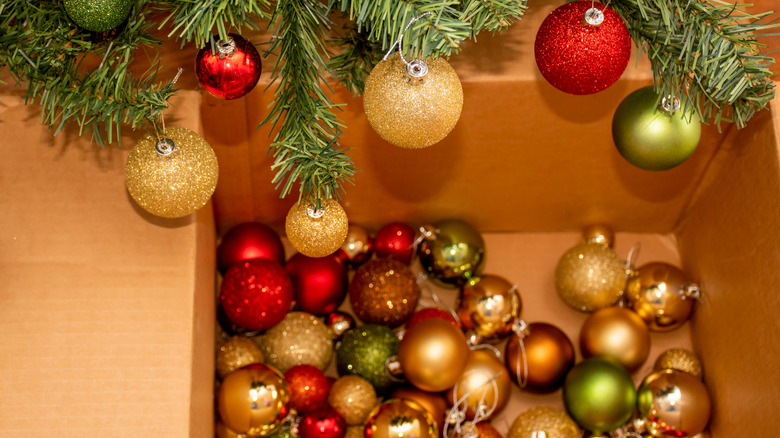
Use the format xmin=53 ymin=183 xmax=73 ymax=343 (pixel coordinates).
xmin=220 ymin=259 xmax=294 ymax=331
xmin=286 ymin=253 xmax=348 ymax=315
xmin=299 ymin=406 xmax=347 ymax=438
xmin=374 ymin=222 xmax=417 ymax=264
xmin=534 ymin=1 xmax=631 ymax=95
xmin=406 ymin=307 xmax=460 ymax=330
xmin=284 ymin=364 xmax=330 ymax=413
xmin=195 ymin=33 xmax=262 ymax=100
xmin=217 ymin=222 xmax=285 ymax=274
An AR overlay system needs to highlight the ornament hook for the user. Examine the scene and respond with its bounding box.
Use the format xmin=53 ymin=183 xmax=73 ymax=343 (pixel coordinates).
xmin=383 ymin=12 xmax=434 ymax=78
xmin=154 ymin=138 xmax=176 ymax=156
xmin=306 ymin=205 xmax=325 ymax=219
xmin=217 ymin=37 xmax=236 ymax=58
xmin=661 ymin=95 xmax=681 ymax=113
xmin=584 ymin=7 xmax=605 ymax=25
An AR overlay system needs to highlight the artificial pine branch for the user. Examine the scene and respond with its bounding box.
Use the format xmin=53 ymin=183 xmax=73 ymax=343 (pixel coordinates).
xmin=155 ymin=0 xmax=271 ymax=47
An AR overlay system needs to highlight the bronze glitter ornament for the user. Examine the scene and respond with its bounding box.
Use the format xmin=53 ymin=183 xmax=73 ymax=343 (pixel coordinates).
xmin=216 ymin=335 xmax=265 ymax=379
xmin=258 ymin=311 xmax=333 ymax=373
xmin=286 ymin=200 xmax=349 ymax=258
xmin=349 ymin=258 xmax=420 ymax=326
xmin=508 ymin=406 xmax=581 ymax=438
xmin=654 ymin=348 xmax=703 ymax=379
xmin=554 ymin=242 xmax=627 ymax=312
xmin=328 ymin=375 xmax=378 ymax=425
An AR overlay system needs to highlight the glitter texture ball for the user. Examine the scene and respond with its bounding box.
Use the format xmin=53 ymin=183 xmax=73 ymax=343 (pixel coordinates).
xmin=285 ymin=364 xmax=330 ymax=413
xmin=336 ymin=324 xmax=399 ymax=393
xmin=534 ymin=1 xmax=632 ymax=95
xmin=349 ymin=258 xmax=420 ymax=326
xmin=299 ymin=406 xmax=348 ymax=438
xmin=328 ymin=375 xmax=378 ymax=425
xmin=259 ymin=311 xmax=334 ymax=373
xmin=64 ymin=0 xmax=132 ymax=32
xmin=508 ymin=407 xmax=581 ymax=438
xmin=554 ymin=242 xmax=627 ymax=312
xmin=363 ymin=54 xmax=463 ymax=149
xmin=654 ymin=348 xmax=704 ymax=378
xmin=286 ymin=200 xmax=349 ymax=258
xmin=220 ymin=259 xmax=294 ymax=331
xmin=216 ymin=335 xmax=265 ymax=379
xmin=125 ymin=126 xmax=218 ymax=218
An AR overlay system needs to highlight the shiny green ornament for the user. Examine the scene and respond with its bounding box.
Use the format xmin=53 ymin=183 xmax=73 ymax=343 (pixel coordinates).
xmin=419 ymin=219 xmax=486 ymax=288
xmin=336 ymin=324 xmax=399 ymax=393
xmin=64 ymin=0 xmax=133 ymax=32
xmin=612 ymin=86 xmax=701 ymax=171
xmin=562 ymin=358 xmax=636 ymax=434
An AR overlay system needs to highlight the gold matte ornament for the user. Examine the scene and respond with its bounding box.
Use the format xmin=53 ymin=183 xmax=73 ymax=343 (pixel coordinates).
xmin=125 ymin=126 xmax=218 ymax=218
xmin=582 ymin=223 xmax=615 ymax=248
xmin=398 ymin=317 xmax=470 ymax=392
xmin=363 ymin=54 xmax=463 ymax=149
xmin=625 ymin=262 xmax=698 ymax=331
xmin=365 ymin=399 xmax=438 ymax=438
xmin=637 ymin=369 xmax=712 ymax=437
xmin=286 ymin=199 xmax=349 ymax=258
xmin=258 ymin=311 xmax=333 ymax=373
xmin=328 ymin=375 xmax=378 ymax=425
xmin=217 ymin=365 xmax=289 ymax=436
xmin=216 ymin=335 xmax=265 ymax=379
xmin=654 ymin=348 xmax=703 ymax=379
xmin=445 ymin=348 xmax=512 ymax=420
xmin=579 ymin=306 xmax=651 ymax=372
xmin=554 ymin=242 xmax=627 ymax=312
xmin=508 ymin=406 xmax=581 ymax=438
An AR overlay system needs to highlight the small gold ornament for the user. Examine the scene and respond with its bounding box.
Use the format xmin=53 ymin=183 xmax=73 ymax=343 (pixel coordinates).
xmin=582 ymin=223 xmax=615 ymax=248
xmin=286 ymin=199 xmax=349 ymax=258
xmin=508 ymin=406 xmax=581 ymax=438
xmin=216 ymin=335 xmax=265 ymax=379
xmin=554 ymin=242 xmax=627 ymax=312
xmin=258 ymin=311 xmax=333 ymax=373
xmin=328 ymin=375 xmax=378 ymax=425
xmin=654 ymin=348 xmax=703 ymax=379
xmin=125 ymin=126 xmax=218 ymax=218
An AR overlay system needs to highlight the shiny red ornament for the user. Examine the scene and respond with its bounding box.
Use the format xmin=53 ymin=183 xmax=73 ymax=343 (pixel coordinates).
xmin=284 ymin=364 xmax=330 ymax=413
xmin=286 ymin=253 xmax=348 ymax=315
xmin=534 ymin=1 xmax=631 ymax=95
xmin=217 ymin=222 xmax=285 ymax=274
xmin=374 ymin=222 xmax=417 ymax=264
xmin=406 ymin=308 xmax=459 ymax=330
xmin=299 ymin=406 xmax=347 ymax=438
xmin=195 ymin=33 xmax=262 ymax=100
xmin=335 ymin=224 xmax=374 ymax=266
xmin=220 ymin=259 xmax=294 ymax=331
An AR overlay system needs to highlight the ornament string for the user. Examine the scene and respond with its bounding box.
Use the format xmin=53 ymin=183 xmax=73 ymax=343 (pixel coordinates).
xmin=511 ymin=319 xmax=530 ymax=388
xmin=149 ymin=68 xmax=184 ymax=155
xmin=383 ymin=12 xmax=434 ymax=77
xmin=415 ymin=272 xmax=460 ymax=323
xmin=444 ymin=369 xmax=502 ymax=438
xmin=98 ymin=42 xmax=113 ymax=69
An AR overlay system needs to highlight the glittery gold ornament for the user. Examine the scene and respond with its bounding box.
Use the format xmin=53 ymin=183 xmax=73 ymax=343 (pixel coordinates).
xmin=508 ymin=407 xmax=581 ymax=438
xmin=554 ymin=242 xmax=627 ymax=312
xmin=345 ymin=426 xmax=364 ymax=438
xmin=286 ymin=200 xmax=349 ymax=258
xmin=216 ymin=335 xmax=265 ymax=379
xmin=349 ymin=258 xmax=420 ymax=326
xmin=363 ymin=54 xmax=463 ymax=149
xmin=654 ymin=348 xmax=703 ymax=379
xmin=125 ymin=126 xmax=218 ymax=218
xmin=259 ymin=311 xmax=333 ymax=373
xmin=328 ymin=375 xmax=378 ymax=425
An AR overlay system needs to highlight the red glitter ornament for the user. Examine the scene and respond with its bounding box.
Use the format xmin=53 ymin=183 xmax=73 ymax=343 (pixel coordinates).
xmin=374 ymin=222 xmax=417 ymax=264
xmin=220 ymin=259 xmax=293 ymax=331
xmin=286 ymin=253 xmax=348 ymax=315
xmin=195 ymin=33 xmax=262 ymax=100
xmin=406 ymin=307 xmax=460 ymax=330
xmin=284 ymin=364 xmax=330 ymax=413
xmin=534 ymin=1 xmax=631 ymax=95
xmin=217 ymin=222 xmax=285 ymax=274
xmin=298 ymin=406 xmax=347 ymax=438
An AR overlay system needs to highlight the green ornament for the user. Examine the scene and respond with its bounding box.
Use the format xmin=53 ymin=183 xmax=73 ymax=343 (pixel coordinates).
xmin=419 ymin=219 xmax=486 ymax=288
xmin=612 ymin=86 xmax=701 ymax=171
xmin=562 ymin=357 xmax=636 ymax=434
xmin=64 ymin=0 xmax=133 ymax=33
xmin=336 ymin=324 xmax=399 ymax=393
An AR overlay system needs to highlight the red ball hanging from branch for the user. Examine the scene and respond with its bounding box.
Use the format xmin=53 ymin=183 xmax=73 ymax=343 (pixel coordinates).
xmin=195 ymin=33 xmax=262 ymax=100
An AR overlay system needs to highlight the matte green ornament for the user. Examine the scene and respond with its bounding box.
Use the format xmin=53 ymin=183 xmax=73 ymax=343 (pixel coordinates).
xmin=612 ymin=86 xmax=701 ymax=171
xmin=64 ymin=0 xmax=133 ymax=32
xmin=419 ymin=219 xmax=486 ymax=288
xmin=336 ymin=324 xmax=399 ymax=393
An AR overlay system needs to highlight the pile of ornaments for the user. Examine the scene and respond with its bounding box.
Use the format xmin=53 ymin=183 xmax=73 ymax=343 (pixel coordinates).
xmin=213 ymin=219 xmax=710 ymax=438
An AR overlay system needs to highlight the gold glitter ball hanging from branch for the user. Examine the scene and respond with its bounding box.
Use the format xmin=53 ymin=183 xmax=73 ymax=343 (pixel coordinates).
xmin=363 ymin=54 xmax=463 ymax=149
xmin=286 ymin=199 xmax=349 ymax=257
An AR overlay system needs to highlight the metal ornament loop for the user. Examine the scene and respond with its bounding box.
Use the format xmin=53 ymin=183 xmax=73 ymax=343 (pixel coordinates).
xmin=406 ymin=59 xmax=429 ymax=78
xmin=217 ymin=37 xmax=236 ymax=58
xmin=155 ymin=138 xmax=175 ymax=156
xmin=306 ymin=205 xmax=325 ymax=219
xmin=584 ymin=7 xmax=605 ymax=26
xmin=661 ymin=95 xmax=681 ymax=113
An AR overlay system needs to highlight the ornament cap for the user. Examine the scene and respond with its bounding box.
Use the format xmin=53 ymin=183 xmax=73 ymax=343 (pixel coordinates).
xmin=406 ymin=59 xmax=429 ymax=79
xmin=661 ymin=95 xmax=682 ymax=113
xmin=154 ymin=137 xmax=175 ymax=156
xmin=306 ymin=205 xmax=326 ymax=219
xmin=217 ymin=37 xmax=236 ymax=58
xmin=584 ymin=7 xmax=605 ymax=26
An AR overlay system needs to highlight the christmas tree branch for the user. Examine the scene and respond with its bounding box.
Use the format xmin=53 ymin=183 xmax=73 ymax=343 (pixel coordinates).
xmin=154 ymin=0 xmax=271 ymax=47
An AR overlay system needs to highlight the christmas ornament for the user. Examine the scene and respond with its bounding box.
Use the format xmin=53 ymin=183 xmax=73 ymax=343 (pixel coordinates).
xmin=336 ymin=324 xmax=399 ymax=393
xmin=474 ymin=422 xmax=503 ymax=438
xmin=419 ymin=219 xmax=486 ymax=288
xmin=507 ymin=407 xmax=581 ymax=438
xmin=217 ymin=364 xmax=289 ymax=436
xmin=374 ymin=222 xmax=417 ymax=264
xmin=654 ymin=348 xmax=703 ymax=378
xmin=64 ymin=0 xmax=132 ymax=32
xmin=637 ymin=369 xmax=711 ymax=437
xmin=398 ymin=317 xmax=470 ymax=392
xmin=365 ymin=399 xmax=438 ymax=438
xmin=563 ymin=358 xmax=636 ymax=435
xmin=344 ymin=426 xmax=364 ymax=438
xmin=125 ymin=126 xmax=218 ymax=218
xmin=217 ymin=303 xmax=261 ymax=337
xmin=579 ymin=306 xmax=651 ymax=372
xmin=216 ymin=420 xmax=244 ymax=438
xmin=326 ymin=311 xmax=356 ymax=341
xmin=220 ymin=259 xmax=294 ymax=331
xmin=217 ymin=222 xmax=285 ymax=274
xmin=582 ymin=223 xmax=615 ymax=248
xmin=286 ymin=200 xmax=349 ymax=258
xmin=216 ymin=335 xmax=265 ymax=379
xmin=349 ymin=258 xmax=420 ymax=326
xmin=285 ymin=364 xmax=330 ymax=413
xmin=299 ymin=407 xmax=348 ymax=438
xmin=390 ymin=387 xmax=448 ymax=433
xmin=534 ymin=1 xmax=631 ymax=95
xmin=554 ymin=241 xmax=627 ymax=312
xmin=612 ymin=87 xmax=702 ymax=171
xmin=458 ymin=275 xmax=522 ymax=343
xmin=445 ymin=348 xmax=512 ymax=421
xmin=335 ymin=224 xmax=373 ymax=265
xmin=328 ymin=375 xmax=378 ymax=425
xmin=364 ymin=53 xmax=463 ymax=149
xmin=406 ymin=307 xmax=459 ymax=330
xmin=625 ymin=262 xmax=700 ymax=331
xmin=504 ymin=322 xmax=575 ymax=393
xmin=286 ymin=253 xmax=348 ymax=316
xmin=259 ymin=311 xmax=333 ymax=373
xmin=195 ymin=34 xmax=262 ymax=100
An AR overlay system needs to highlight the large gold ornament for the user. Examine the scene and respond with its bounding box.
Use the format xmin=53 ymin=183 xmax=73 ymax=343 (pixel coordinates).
xmin=217 ymin=365 xmax=289 ymax=436
xmin=365 ymin=399 xmax=438 ymax=438
xmin=458 ymin=274 xmax=522 ymax=343
xmin=654 ymin=348 xmax=703 ymax=379
xmin=445 ymin=348 xmax=512 ymax=420
xmin=398 ymin=317 xmax=470 ymax=392
xmin=554 ymin=242 xmax=627 ymax=312
xmin=637 ymin=369 xmax=712 ymax=437
xmin=328 ymin=375 xmax=378 ymax=426
xmin=216 ymin=335 xmax=265 ymax=379
xmin=258 ymin=311 xmax=333 ymax=373
xmin=625 ymin=262 xmax=699 ymax=331
xmin=286 ymin=199 xmax=349 ymax=258
xmin=579 ymin=306 xmax=651 ymax=372
xmin=508 ymin=406 xmax=581 ymax=438
xmin=390 ymin=387 xmax=448 ymax=433
xmin=125 ymin=126 xmax=218 ymax=218
xmin=364 ymin=54 xmax=463 ymax=149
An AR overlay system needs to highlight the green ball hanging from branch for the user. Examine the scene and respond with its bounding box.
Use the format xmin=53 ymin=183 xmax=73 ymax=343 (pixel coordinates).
xmin=64 ymin=0 xmax=133 ymax=32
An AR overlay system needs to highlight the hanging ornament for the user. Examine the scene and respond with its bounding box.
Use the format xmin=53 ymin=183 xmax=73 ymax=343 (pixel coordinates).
xmin=335 ymin=224 xmax=374 ymax=266
xmin=406 ymin=307 xmax=460 ymax=330
xmin=64 ymin=0 xmax=132 ymax=33
xmin=534 ymin=1 xmax=631 ymax=95
xmin=654 ymin=348 xmax=703 ymax=379
xmin=504 ymin=322 xmax=575 ymax=393
xmin=328 ymin=375 xmax=378 ymax=426
xmin=286 ymin=253 xmax=348 ymax=316
xmin=582 ymin=223 xmax=615 ymax=248
xmin=554 ymin=241 xmax=627 ymax=312
xmin=125 ymin=126 xmax=218 ymax=218
xmin=507 ymin=407 xmax=581 ymax=438
xmin=365 ymin=399 xmax=438 ymax=438
xmin=579 ymin=306 xmax=651 ymax=372
xmin=217 ymin=222 xmax=286 ymax=274
xmin=216 ymin=335 xmax=265 ymax=379
xmin=613 ymin=87 xmax=702 ymax=171
xmin=390 ymin=387 xmax=448 ymax=433
xmin=419 ymin=219 xmax=486 ymax=288
xmin=220 ymin=259 xmax=294 ymax=331
xmin=326 ymin=311 xmax=356 ymax=341
xmin=336 ymin=324 xmax=399 ymax=393
xmin=445 ymin=348 xmax=512 ymax=421
xmin=195 ymin=34 xmax=262 ymax=100
xmin=217 ymin=364 xmax=289 ymax=436
xmin=562 ymin=358 xmax=636 ymax=435
xmin=625 ymin=262 xmax=700 ymax=331
xmin=349 ymin=258 xmax=420 ymax=326
xmin=259 ymin=311 xmax=333 ymax=373
xmin=458 ymin=275 xmax=522 ymax=343
xmin=374 ymin=222 xmax=417 ymax=264
xmin=397 ymin=317 xmax=470 ymax=392
xmin=284 ymin=364 xmax=331 ymax=413
xmin=637 ymin=369 xmax=712 ymax=437
xmin=286 ymin=200 xmax=349 ymax=258
xmin=299 ymin=406 xmax=348 ymax=438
